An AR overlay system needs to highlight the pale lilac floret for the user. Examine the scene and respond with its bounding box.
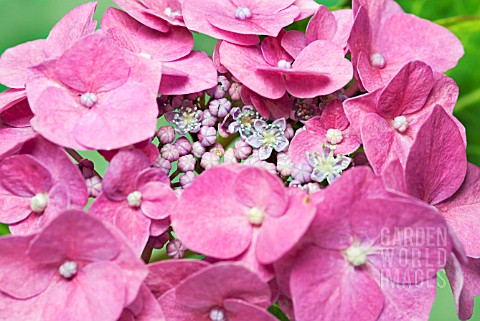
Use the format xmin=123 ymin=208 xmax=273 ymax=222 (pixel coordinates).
xmin=246 ymin=119 xmax=289 ymax=160
xmin=165 ymin=103 xmax=203 ymax=135
xmin=306 ymin=145 xmax=351 ymax=184
xmin=228 ymin=106 xmax=262 ymax=139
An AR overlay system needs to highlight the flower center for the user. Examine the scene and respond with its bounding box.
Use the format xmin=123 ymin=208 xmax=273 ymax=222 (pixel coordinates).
xmin=80 ymin=92 xmax=97 ymax=108
xmin=30 ymin=193 xmax=48 ymax=213
xmin=210 ymin=307 xmax=226 ymax=321
xmin=139 ymin=52 xmax=152 ymax=59
xmin=393 ymin=116 xmax=408 ymax=133
xmin=344 ymin=242 xmax=370 ymax=267
xmin=234 ymin=7 xmax=252 ymax=20
xmin=127 ymin=191 xmax=142 ymax=208
xmin=59 ymin=261 xmax=78 ymax=279
xmin=277 ymin=60 xmax=292 ymax=69
xmin=306 ymin=146 xmax=351 ymax=184
xmin=248 ymin=207 xmax=266 ymax=226
xmin=370 ymin=53 xmax=386 ymax=69
xmin=326 ymin=128 xmax=343 ymax=145
xmin=164 ymin=7 xmax=182 ymax=19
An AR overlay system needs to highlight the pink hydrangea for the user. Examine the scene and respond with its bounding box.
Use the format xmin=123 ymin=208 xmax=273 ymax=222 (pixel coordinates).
xmin=0 ymin=210 xmax=148 ymax=321
xmin=289 ymin=99 xmax=361 ymax=162
xmin=172 ymin=165 xmax=316 ymax=280
xmin=181 ymin=0 xmax=301 ymax=45
xmin=0 ymin=137 xmax=88 ymax=235
xmin=219 ymin=36 xmax=352 ymax=99
xmin=344 ymin=61 xmax=462 ymax=173
xmin=26 ymin=32 xmax=161 ymax=150
xmin=101 ymin=8 xmax=217 ymax=95
xmin=90 ymin=149 xmax=177 ymax=255
xmin=348 ymin=0 xmax=464 ymax=91
xmin=276 ymin=167 xmax=452 ymax=321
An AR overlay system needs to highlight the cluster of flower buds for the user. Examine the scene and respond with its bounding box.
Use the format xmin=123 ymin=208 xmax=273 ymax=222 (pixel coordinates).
xmin=0 ymin=0 xmax=478 ymax=321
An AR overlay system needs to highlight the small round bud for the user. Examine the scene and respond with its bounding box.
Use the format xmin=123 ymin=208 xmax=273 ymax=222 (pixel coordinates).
xmin=277 ymin=60 xmax=292 ymax=69
xmin=284 ymin=123 xmax=295 ymax=140
xmin=209 ymin=98 xmax=232 ymax=118
xmin=192 ymin=141 xmax=206 ymax=158
xmin=152 ymin=157 xmax=172 ymax=175
xmin=210 ymin=143 xmax=225 ymax=158
xmin=234 ymin=6 xmax=252 ymax=20
xmin=198 ymin=126 xmax=217 ymax=147
xmin=180 ymin=171 xmax=195 ymax=188
xmin=79 ymin=159 xmax=95 ymax=178
xmin=370 ymin=53 xmax=386 ymax=69
xmin=223 ymin=148 xmax=237 ymax=163
xmin=202 ymin=110 xmax=218 ymax=127
xmin=178 ymin=155 xmax=196 ymax=172
xmin=326 ymin=128 xmax=343 ymax=145
xmin=344 ymin=242 xmax=369 ymax=266
xmin=277 ymin=153 xmax=294 ymax=177
xmin=234 ymin=140 xmax=252 ymax=160
xmin=157 ymin=126 xmax=175 ymax=144
xmin=127 ymin=191 xmax=142 ymax=208
xmin=171 ymin=96 xmax=183 ymax=109
xmin=291 ymin=163 xmax=313 ymax=184
xmin=175 ymin=137 xmax=192 ymax=156
xmin=30 ymin=193 xmax=48 ymax=213
xmin=210 ymin=307 xmax=226 ymax=321
xmin=229 ymin=82 xmax=242 ymax=101
xmin=166 ymin=239 xmax=188 ymax=259
xmin=86 ymin=175 xmax=102 ymax=198
xmin=161 ymin=144 xmax=180 ymax=162
xmin=59 ymin=261 xmax=78 ymax=279
xmin=200 ymin=152 xmax=220 ymax=169
xmin=393 ymin=116 xmax=408 ymax=133
xmin=80 ymin=92 xmax=97 ymax=108
xmin=248 ymin=207 xmax=266 ymax=225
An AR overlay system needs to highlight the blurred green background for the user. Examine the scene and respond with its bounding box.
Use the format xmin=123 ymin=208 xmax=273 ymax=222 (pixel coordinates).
xmin=0 ymin=0 xmax=479 ymax=320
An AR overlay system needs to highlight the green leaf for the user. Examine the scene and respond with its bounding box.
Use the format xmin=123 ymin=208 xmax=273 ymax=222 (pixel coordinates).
xmin=0 ymin=224 xmax=9 ymax=235
xmin=396 ymin=0 xmax=480 ymax=21
xmin=268 ymin=304 xmax=290 ymax=321
xmin=435 ymin=15 xmax=480 ymax=28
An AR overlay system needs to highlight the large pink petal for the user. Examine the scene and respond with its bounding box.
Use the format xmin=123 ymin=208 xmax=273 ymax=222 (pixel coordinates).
xmin=379 ymin=14 xmax=464 ymax=74
xmin=175 ymin=263 xmax=272 ymax=309
xmin=246 ymin=88 xmax=291 ymax=120
xmin=112 ymin=0 xmax=170 ymax=32
xmin=421 ymin=72 xmax=459 ymax=115
xmin=290 ymin=245 xmax=384 ymax=321
xmin=233 ymin=167 xmax=288 ymax=217
xmin=220 ymin=41 xmax=285 ymax=99
xmin=113 ymin=204 xmax=152 ymax=256
xmin=55 ymin=33 xmax=130 ymax=93
xmin=0 ymin=89 xmax=27 ymax=114
xmin=0 ymin=126 xmax=36 ymax=160
xmin=317 ymin=99 xmax=349 ymax=130
xmin=159 ymin=51 xmax=218 ymax=95
xmin=343 ymin=86 xmax=380 ymax=136
xmin=44 ymin=2 xmax=97 ymax=58
xmin=140 ymin=182 xmax=177 ymax=220
xmin=28 ymin=210 xmax=120 ymax=264
xmin=256 ymin=190 xmax=316 ymax=264
xmin=437 ymin=163 xmax=480 ymax=258
xmin=0 ymin=99 xmax=33 ymax=128
xmin=0 ymin=235 xmax=55 ymax=299
xmin=377 ymin=61 xmax=434 ymax=118
xmin=293 ymin=0 xmax=320 ymax=21
xmin=0 ymin=40 xmax=46 ymax=88
xmin=224 ymin=298 xmax=278 ymax=321
xmin=405 ymin=106 xmax=467 ymax=205
xmin=0 ymin=154 xmax=52 ymax=197
xmin=40 ymin=262 xmax=126 ymax=321
xmin=305 ymin=5 xmax=337 ymax=44
xmin=289 ymin=129 xmax=326 ymax=163
xmin=280 ymin=30 xmax=307 ymax=59
xmin=124 ymin=285 xmax=165 ymax=321
xmin=0 ymin=189 xmax=30 ymax=225
xmin=102 ymin=149 xmax=150 ymax=201
xmin=140 ymin=0 xmax=186 ymax=27
xmin=158 ymin=288 xmax=206 ymax=321
xmin=261 ymin=33 xmax=292 ymax=67
xmin=146 ymin=260 xmax=210 ymax=298
xmin=74 ymin=83 xmax=158 ymax=150
xmin=286 ymin=40 xmax=353 ymax=98
xmin=331 ymin=9 xmax=353 ymax=51
xmin=172 ymin=166 xmax=253 ymax=259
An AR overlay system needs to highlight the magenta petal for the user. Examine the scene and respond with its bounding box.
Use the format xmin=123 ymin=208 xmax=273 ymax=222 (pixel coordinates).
xmin=0 ymin=235 xmax=55 ymax=299
xmin=281 ymin=30 xmax=307 ymax=59
xmin=0 ymin=190 xmax=30 ymax=225
xmin=0 ymin=40 xmax=46 ymax=88
xmin=74 ymin=83 xmax=158 ymax=150
xmin=248 ymin=89 xmax=291 ymax=120
xmin=28 ymin=210 xmax=120 ymax=264
xmin=146 ymin=260 xmax=210 ymax=298
xmin=261 ymin=34 xmax=292 ymax=67
xmin=318 ymin=99 xmax=349 ymax=130
xmin=224 ymin=298 xmax=278 ymax=321
xmin=149 ymin=218 xmax=170 ymax=237
xmin=175 ymin=263 xmax=272 ymax=309
xmin=305 ymin=5 xmax=337 ymax=44
xmin=382 ymin=160 xmax=408 ymax=195
xmin=102 ymin=149 xmax=150 ymax=201
xmin=290 ymin=245 xmax=384 ymax=321
xmin=136 ymin=168 xmax=170 ymax=187
xmin=0 ymin=89 xmax=27 ymax=115
xmin=1 ymin=99 xmax=33 ymax=128
xmin=0 ymin=126 xmax=36 ymax=160
xmin=377 ymin=61 xmax=434 ymax=118
xmin=293 ymin=0 xmax=320 ymax=21
xmin=219 ymin=42 xmax=286 ymax=100
xmin=112 ymin=0 xmax=170 ymax=32
xmin=124 ymin=285 xmax=165 ymax=321
xmin=287 ymin=40 xmax=353 ymax=98
xmin=172 ymin=167 xmax=252 ymax=259
xmin=44 ymin=2 xmax=97 ymax=58
xmin=113 ymin=204 xmax=152 ymax=256
xmin=233 ymin=167 xmax=288 ymax=217
xmin=0 ymin=154 xmax=52 ymax=197
xmin=289 ymin=129 xmax=326 ymax=163
xmin=256 ymin=191 xmax=316 ymax=264
xmin=41 ymin=262 xmax=126 ymax=321
xmin=405 ymin=106 xmax=467 ymax=205
xmin=159 ymin=51 xmax=218 ymax=95
xmin=140 ymin=182 xmax=177 ymax=220
xmin=437 ymin=163 xmax=480 ymax=258
xmin=55 ymin=33 xmax=130 ymax=93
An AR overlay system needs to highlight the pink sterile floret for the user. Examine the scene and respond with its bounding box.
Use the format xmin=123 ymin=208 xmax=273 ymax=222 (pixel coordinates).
xmin=157 ymin=261 xmax=277 ymax=321
xmin=344 ymin=61 xmax=463 ymax=173
xmin=101 ymin=8 xmax=217 ymax=95
xmin=26 ymin=32 xmax=161 ymax=151
xmin=276 ymin=167 xmax=452 ymax=321
xmin=219 ymin=35 xmax=352 ymax=100
xmin=89 ymin=149 xmax=177 ymax=256
xmin=0 ymin=2 xmax=98 ymax=89
xmin=171 ymin=164 xmax=316 ymax=280
xmin=0 ymin=137 xmax=88 ymax=235
xmin=181 ymin=0 xmax=301 ymax=45
xmin=0 ymin=210 xmax=148 ymax=321
xmin=348 ymin=0 xmax=464 ymax=91
xmin=289 ymin=99 xmax=361 ymax=161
